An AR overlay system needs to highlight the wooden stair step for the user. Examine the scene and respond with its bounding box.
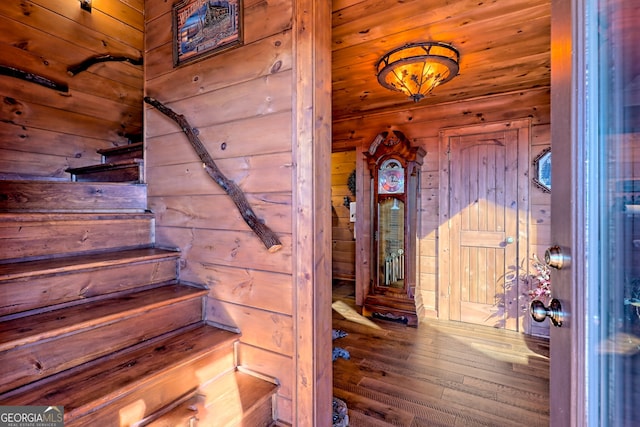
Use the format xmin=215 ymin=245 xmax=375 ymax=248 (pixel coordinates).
xmin=0 ymin=283 xmax=207 ymax=394
xmin=0 ymin=248 xmax=180 ymax=318
xmin=0 ymin=212 xmax=155 ymax=262
xmin=139 ymin=392 xmax=204 ymax=427
xmin=203 ymin=370 xmax=279 ymax=427
xmin=97 ymin=142 xmax=143 ymax=163
xmin=66 ymin=159 xmax=144 ymax=183
xmin=146 ymin=370 xmax=279 ymax=427
xmin=0 ymin=323 xmax=239 ymax=427
xmin=0 ymin=180 xmax=147 ymax=212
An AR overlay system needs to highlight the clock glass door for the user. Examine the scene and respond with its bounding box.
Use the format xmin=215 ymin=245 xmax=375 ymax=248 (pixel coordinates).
xmin=377 ymin=197 xmax=405 ymax=289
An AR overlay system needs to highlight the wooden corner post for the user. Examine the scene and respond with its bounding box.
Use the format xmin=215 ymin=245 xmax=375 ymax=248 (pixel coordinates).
xmin=292 ymin=0 xmax=333 ymax=425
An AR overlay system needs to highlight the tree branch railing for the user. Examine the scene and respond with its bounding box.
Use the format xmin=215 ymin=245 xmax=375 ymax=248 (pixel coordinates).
xmin=67 ymin=54 xmax=143 ymax=76
xmin=144 ymin=96 xmax=282 ymax=253
xmin=0 ymin=65 xmax=68 ymax=92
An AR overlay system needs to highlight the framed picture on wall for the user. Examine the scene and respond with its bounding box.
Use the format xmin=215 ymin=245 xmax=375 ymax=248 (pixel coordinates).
xmin=173 ymin=0 xmax=243 ymax=66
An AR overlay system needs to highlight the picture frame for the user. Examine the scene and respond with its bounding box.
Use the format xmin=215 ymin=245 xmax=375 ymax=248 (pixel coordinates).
xmin=173 ymin=0 xmax=243 ymax=67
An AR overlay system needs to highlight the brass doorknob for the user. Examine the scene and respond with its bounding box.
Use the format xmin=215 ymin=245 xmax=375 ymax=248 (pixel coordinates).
xmin=530 ymin=298 xmax=563 ymax=327
xmin=544 ymin=245 xmax=569 ymax=270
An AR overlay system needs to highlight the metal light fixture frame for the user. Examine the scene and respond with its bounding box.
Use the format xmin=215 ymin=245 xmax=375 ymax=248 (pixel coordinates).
xmin=80 ymin=0 xmax=92 ymax=12
xmin=376 ymin=41 xmax=460 ymax=102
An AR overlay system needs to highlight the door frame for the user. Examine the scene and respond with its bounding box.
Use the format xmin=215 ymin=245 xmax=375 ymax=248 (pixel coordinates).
xmin=438 ymin=119 xmax=531 ymax=330
xmin=549 ymin=0 xmax=587 ymax=425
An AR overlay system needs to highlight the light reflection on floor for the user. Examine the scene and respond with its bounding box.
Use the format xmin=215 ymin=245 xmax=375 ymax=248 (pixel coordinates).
xmin=331 ymin=300 xmax=382 ymax=330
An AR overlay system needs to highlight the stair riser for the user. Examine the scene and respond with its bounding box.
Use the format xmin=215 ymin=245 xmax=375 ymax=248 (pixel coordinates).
xmin=0 ymin=258 xmax=178 ymax=317
xmin=0 ymin=297 xmax=203 ymax=394
xmin=101 ymin=149 xmax=143 ymax=163
xmin=97 ymin=142 xmax=143 ymax=164
xmin=71 ymin=165 xmax=143 ymax=183
xmin=198 ymin=392 xmax=275 ymax=427
xmin=199 ymin=371 xmax=278 ymax=427
xmin=65 ymin=349 xmax=236 ymax=427
xmin=0 ymin=217 xmax=154 ymax=262
xmin=236 ymin=398 xmax=275 ymax=427
xmin=0 ymin=181 xmax=147 ymax=212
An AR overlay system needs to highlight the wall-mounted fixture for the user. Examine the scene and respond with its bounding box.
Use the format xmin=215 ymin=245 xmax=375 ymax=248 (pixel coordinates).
xmin=532 ymin=147 xmax=551 ymax=193
xmin=80 ymin=0 xmax=92 ymax=12
xmin=376 ymin=41 xmax=460 ymax=102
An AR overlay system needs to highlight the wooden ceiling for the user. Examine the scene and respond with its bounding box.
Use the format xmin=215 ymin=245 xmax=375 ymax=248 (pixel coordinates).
xmin=331 ymin=0 xmax=551 ymax=120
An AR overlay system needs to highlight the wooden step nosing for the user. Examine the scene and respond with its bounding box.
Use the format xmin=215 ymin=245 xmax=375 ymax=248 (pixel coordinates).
xmin=0 ymin=286 xmax=207 ymax=352
xmin=97 ymin=142 xmax=143 ymax=155
xmin=0 ymin=212 xmax=155 ymax=222
xmin=65 ymin=353 xmax=225 ymax=421
xmin=0 ymin=180 xmax=147 ymax=188
xmin=0 ymin=280 xmax=180 ymax=324
xmin=130 ymin=388 xmax=199 ymax=427
xmin=0 ymin=208 xmax=149 ymax=214
xmin=237 ymin=365 xmax=281 ymax=387
xmin=66 ymin=159 xmax=144 ymax=175
xmin=1 ymin=325 xmax=239 ymax=416
xmin=0 ymin=249 xmax=180 ymax=282
xmin=66 ymin=342 xmax=235 ymax=422
xmin=0 ymin=244 xmax=156 ymax=266
xmin=0 ymin=322 xmax=203 ymax=400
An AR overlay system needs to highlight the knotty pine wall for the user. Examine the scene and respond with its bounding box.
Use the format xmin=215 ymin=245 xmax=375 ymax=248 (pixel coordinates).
xmin=0 ymin=0 xmax=143 ymax=180
xmin=144 ymin=1 xmax=296 ymax=422
xmin=332 ymin=87 xmax=551 ymax=334
xmin=331 ymin=150 xmax=356 ymax=281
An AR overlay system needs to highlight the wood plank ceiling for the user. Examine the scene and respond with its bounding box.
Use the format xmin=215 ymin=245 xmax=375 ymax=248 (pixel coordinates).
xmin=331 ymin=0 xmax=551 ymax=120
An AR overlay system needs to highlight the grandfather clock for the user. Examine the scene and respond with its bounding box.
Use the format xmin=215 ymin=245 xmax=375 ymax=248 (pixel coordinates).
xmin=363 ymin=130 xmax=425 ymax=326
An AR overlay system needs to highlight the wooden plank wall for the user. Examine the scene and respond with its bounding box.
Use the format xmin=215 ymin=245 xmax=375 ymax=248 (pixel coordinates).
xmin=331 ymin=150 xmax=356 ymax=281
xmin=332 ymin=87 xmax=551 ymax=334
xmin=144 ymin=1 xmax=296 ymax=423
xmin=0 ymin=0 xmax=143 ymax=180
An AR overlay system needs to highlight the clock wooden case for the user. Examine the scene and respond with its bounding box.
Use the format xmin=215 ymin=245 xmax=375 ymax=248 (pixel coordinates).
xmin=364 ymin=130 xmax=425 ymax=326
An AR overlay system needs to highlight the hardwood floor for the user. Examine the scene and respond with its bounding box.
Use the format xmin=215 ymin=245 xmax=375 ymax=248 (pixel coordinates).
xmin=332 ymin=281 xmax=550 ymax=426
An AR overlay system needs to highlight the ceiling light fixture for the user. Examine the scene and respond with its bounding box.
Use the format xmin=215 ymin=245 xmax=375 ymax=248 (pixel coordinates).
xmin=376 ymin=41 xmax=460 ymax=102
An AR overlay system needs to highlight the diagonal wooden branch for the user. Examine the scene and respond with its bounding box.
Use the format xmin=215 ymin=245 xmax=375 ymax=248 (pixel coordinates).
xmin=0 ymin=65 xmax=68 ymax=92
xmin=67 ymin=54 xmax=143 ymax=77
xmin=144 ymin=96 xmax=282 ymax=253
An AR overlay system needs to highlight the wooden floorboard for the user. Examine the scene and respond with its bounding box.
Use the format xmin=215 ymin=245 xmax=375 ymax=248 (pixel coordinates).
xmin=332 ymin=281 xmax=549 ymax=427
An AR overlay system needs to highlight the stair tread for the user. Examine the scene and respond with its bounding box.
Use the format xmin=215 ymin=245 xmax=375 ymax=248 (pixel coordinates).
xmin=66 ymin=159 xmax=143 ymax=174
xmin=1 ymin=324 xmax=239 ymax=418
xmin=147 ymin=371 xmax=278 ymax=427
xmin=223 ymin=370 xmax=279 ymax=412
xmin=97 ymin=142 xmax=143 ymax=156
xmin=0 ymin=247 xmax=179 ymax=282
xmin=0 ymin=283 xmax=207 ymax=352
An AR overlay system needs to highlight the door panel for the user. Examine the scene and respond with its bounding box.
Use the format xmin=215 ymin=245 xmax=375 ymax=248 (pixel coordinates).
xmin=442 ymin=122 xmax=529 ymax=330
xmin=549 ymin=0 xmax=640 ymax=425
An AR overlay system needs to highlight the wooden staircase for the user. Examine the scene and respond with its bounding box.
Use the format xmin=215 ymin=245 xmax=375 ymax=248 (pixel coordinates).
xmin=0 ymin=143 xmax=279 ymax=426
xmin=66 ymin=142 xmax=145 ymax=183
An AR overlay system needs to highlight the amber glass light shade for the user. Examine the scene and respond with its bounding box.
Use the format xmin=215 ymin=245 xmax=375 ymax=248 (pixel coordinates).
xmin=376 ymin=42 xmax=460 ymax=102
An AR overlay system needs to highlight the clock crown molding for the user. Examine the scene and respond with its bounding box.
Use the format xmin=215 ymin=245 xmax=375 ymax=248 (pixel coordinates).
xmin=365 ymin=130 xmax=426 ymax=169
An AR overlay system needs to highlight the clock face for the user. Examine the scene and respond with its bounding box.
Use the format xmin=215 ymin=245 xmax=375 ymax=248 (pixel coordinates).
xmin=379 ymin=168 xmax=405 ymax=194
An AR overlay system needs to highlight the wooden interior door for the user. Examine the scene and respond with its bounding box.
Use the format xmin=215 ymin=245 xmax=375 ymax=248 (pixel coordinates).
xmin=440 ymin=121 xmax=529 ymax=330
